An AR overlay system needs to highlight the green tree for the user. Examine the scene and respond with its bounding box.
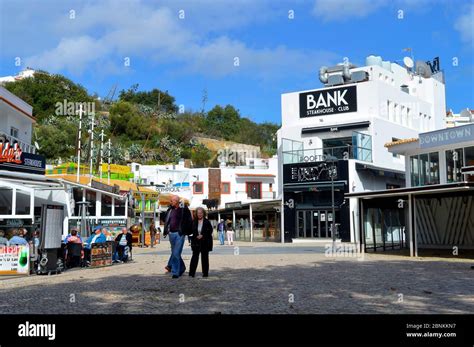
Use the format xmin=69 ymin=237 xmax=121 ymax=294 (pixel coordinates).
xmin=204 ymin=105 xmax=242 ymax=140
xmin=119 ymin=84 xmax=178 ymax=113
xmin=3 ymin=71 xmax=94 ymax=124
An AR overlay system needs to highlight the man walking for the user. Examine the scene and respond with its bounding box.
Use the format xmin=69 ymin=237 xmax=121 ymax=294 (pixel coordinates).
xmin=163 ymin=195 xmax=193 ymax=278
xmin=217 ymin=219 xmax=225 ymax=245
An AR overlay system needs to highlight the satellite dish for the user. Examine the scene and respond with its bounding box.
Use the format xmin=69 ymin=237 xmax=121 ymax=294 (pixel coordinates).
xmin=403 ymin=56 xmax=414 ymax=69
xmin=415 ymin=61 xmax=432 ymax=78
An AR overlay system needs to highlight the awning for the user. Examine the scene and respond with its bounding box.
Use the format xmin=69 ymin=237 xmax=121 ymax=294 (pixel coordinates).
xmin=355 ymin=162 xmax=405 ymax=179
xmin=345 ymin=181 xmax=474 ymax=199
xmin=235 ymin=173 xmax=275 ymax=177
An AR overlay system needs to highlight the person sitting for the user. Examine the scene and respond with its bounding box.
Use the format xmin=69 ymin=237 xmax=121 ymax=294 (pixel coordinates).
xmin=65 ymin=228 xmax=83 ymax=244
xmin=0 ymin=230 xmax=9 ymax=246
xmin=65 ymin=229 xmax=83 ymax=268
xmin=114 ymin=227 xmax=132 ymax=263
xmin=84 ymin=226 xmax=106 ymax=265
xmin=8 ymin=229 xmax=28 ymax=245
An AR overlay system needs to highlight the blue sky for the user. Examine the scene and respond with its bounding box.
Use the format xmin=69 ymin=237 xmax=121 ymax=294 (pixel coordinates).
xmin=0 ymin=0 xmax=473 ymax=124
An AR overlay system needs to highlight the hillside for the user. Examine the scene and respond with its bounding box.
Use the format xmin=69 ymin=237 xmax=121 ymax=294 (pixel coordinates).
xmin=3 ymin=72 xmax=280 ymax=167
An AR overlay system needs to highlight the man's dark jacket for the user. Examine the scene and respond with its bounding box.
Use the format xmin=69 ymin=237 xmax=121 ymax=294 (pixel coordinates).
xmin=163 ymin=205 xmax=193 ymax=236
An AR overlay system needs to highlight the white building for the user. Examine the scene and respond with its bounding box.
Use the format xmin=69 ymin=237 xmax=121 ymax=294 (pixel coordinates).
xmin=0 ymin=86 xmax=36 ymax=154
xmin=0 ymin=68 xmax=36 ymax=85
xmin=446 ymin=108 xmax=474 ymax=128
xmin=347 ymin=123 xmax=474 ymax=257
xmin=278 ymin=55 xmax=446 ymax=243
xmin=131 ymin=156 xmax=279 ymax=210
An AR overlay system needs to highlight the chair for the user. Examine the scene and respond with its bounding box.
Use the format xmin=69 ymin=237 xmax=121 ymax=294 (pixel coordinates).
xmin=66 ymin=243 xmax=83 ymax=268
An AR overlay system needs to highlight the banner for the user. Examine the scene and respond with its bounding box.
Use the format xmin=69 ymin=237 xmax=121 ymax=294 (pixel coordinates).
xmin=0 ymin=245 xmax=30 ymax=275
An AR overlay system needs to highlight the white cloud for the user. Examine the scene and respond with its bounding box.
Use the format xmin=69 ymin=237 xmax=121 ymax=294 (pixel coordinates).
xmin=20 ymin=0 xmax=339 ymax=80
xmin=454 ymin=3 xmax=474 ymax=47
xmin=312 ymin=0 xmax=388 ymax=22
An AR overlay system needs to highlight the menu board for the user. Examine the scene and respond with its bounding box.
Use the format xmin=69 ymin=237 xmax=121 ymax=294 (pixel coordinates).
xmin=41 ymin=205 xmax=64 ymax=249
xmin=90 ymin=241 xmax=113 ymax=267
xmin=0 ymin=246 xmax=30 ymax=275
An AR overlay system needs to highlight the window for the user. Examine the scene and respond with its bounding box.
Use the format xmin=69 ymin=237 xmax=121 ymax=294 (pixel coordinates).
xmin=10 ymin=127 xmax=19 ymax=138
xmin=193 ymin=181 xmax=204 ymax=194
xmin=410 ymin=152 xmax=439 ymax=186
xmin=392 ymin=138 xmax=401 ymax=158
xmin=246 ymin=182 xmax=261 ymax=199
xmin=464 ymin=146 xmax=474 ymax=182
xmin=446 ymin=149 xmax=464 ymax=183
xmin=410 ymin=155 xmax=420 ymax=186
xmin=101 ymin=194 xmax=112 ymax=216
xmin=221 ymin=182 xmax=231 ymax=194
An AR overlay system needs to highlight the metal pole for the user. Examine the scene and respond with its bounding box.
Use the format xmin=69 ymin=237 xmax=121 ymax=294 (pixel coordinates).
xmin=76 ymin=104 xmax=83 ymax=182
xmin=408 ymin=194 xmax=414 ymax=257
xmin=250 ymin=203 xmax=253 ymax=242
xmin=141 ymin=192 xmax=145 ymax=247
xmin=89 ymin=113 xmax=95 ymax=183
xmin=99 ymin=130 xmax=104 ymax=181
xmin=331 ymin=164 xmax=336 ymax=252
xmin=107 ymin=139 xmax=111 ymax=185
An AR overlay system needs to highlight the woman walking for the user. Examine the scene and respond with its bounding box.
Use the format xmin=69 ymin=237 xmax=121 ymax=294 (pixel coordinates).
xmin=189 ymin=207 xmax=213 ymax=278
xmin=226 ymin=221 xmax=235 ymax=246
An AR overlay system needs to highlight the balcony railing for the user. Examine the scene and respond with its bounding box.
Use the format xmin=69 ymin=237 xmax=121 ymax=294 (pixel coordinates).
xmin=0 ymin=131 xmax=36 ymax=154
xmin=235 ymin=191 xmax=276 ymax=200
xmin=282 ymin=145 xmax=372 ymax=164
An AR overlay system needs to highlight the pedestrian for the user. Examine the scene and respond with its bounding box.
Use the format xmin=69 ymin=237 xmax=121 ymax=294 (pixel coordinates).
xmin=163 ymin=195 xmax=193 ymax=278
xmin=0 ymin=230 xmax=9 ymax=246
xmin=226 ymin=222 xmax=235 ymax=246
xmin=189 ymin=207 xmax=213 ymax=278
xmin=217 ymin=219 xmax=225 ymax=245
xmin=84 ymin=226 xmax=106 ymax=265
xmin=150 ymin=220 xmax=157 ymax=248
xmin=114 ymin=227 xmax=132 ymax=262
xmin=8 ymin=229 xmax=28 ymax=245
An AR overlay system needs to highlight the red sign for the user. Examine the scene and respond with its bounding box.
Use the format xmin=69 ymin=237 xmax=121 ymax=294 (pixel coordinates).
xmin=0 ymin=141 xmax=22 ymax=164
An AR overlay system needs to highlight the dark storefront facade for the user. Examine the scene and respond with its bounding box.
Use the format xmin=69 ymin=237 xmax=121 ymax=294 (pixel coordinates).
xmin=282 ymin=160 xmax=350 ymax=242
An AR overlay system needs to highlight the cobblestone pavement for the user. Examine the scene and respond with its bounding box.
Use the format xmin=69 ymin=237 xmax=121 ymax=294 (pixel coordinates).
xmin=0 ymin=242 xmax=472 ymax=314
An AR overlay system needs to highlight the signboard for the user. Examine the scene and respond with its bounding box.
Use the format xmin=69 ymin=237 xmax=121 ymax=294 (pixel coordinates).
xmin=156 ymin=186 xmax=189 ymax=193
xmin=283 ymin=160 xmax=349 ymax=184
xmin=0 ymin=246 xmax=29 ymax=275
xmin=133 ymin=191 xmax=159 ymax=200
xmin=101 ymin=163 xmax=131 ymax=174
xmin=90 ymin=241 xmax=113 ymax=267
xmin=0 ymin=140 xmax=46 ymax=175
xmin=299 ymin=85 xmax=357 ymax=118
xmin=91 ymin=180 xmax=120 ymax=194
xmin=419 ymin=124 xmax=474 ymax=149
xmin=225 ymin=201 xmax=242 ymax=209
xmin=40 ymin=205 xmax=64 ymax=249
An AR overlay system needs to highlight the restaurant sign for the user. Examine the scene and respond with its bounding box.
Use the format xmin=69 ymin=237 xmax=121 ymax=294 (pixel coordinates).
xmin=299 ymin=85 xmax=357 ymax=118
xmin=0 ymin=141 xmax=45 ymax=174
xmin=283 ymin=160 xmax=349 ymax=184
xmin=0 ymin=246 xmax=30 ymax=275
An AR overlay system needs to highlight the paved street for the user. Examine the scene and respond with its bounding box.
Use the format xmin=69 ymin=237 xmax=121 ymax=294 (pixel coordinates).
xmin=0 ymin=242 xmax=473 ymax=314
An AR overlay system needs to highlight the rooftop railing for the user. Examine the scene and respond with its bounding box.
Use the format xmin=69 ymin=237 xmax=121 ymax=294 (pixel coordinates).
xmin=282 ymin=145 xmax=372 ymax=164
xmin=0 ymin=131 xmax=36 ymax=154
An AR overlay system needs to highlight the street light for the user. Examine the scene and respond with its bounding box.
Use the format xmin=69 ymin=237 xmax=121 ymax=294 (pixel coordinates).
xmin=328 ymin=161 xmax=338 ymax=252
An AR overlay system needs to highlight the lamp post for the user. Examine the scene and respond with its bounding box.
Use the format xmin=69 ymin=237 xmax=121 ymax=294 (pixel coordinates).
xmin=76 ymin=104 xmax=84 ymax=182
xmin=328 ymin=161 xmax=338 ymax=252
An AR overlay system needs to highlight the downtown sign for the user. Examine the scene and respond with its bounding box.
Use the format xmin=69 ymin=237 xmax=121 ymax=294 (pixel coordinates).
xmin=299 ymin=85 xmax=357 ymax=118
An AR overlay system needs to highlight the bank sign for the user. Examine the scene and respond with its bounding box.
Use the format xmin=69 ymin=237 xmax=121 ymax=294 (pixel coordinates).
xmin=420 ymin=124 xmax=474 ymax=149
xmin=299 ymin=85 xmax=357 ymax=118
